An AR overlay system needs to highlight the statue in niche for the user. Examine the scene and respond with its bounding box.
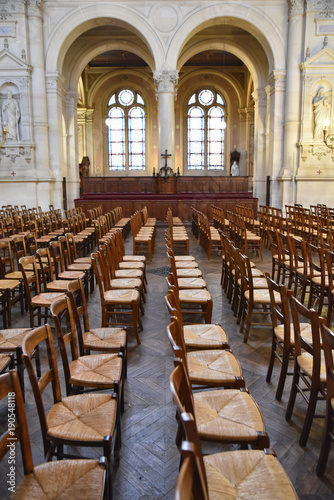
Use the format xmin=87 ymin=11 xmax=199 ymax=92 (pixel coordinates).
xmin=312 ymin=87 xmax=330 ymax=141
xmin=2 ymin=91 xmax=20 ymax=141
xmin=230 ymin=161 xmax=240 ymax=176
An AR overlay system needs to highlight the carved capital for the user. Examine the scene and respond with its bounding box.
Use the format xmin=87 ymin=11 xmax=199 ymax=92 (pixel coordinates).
xmin=27 ymin=0 xmax=43 ymax=16
xmin=252 ymin=89 xmax=267 ymax=107
xmin=153 ymin=70 xmax=179 ymax=93
xmin=287 ymin=0 xmax=305 ymax=16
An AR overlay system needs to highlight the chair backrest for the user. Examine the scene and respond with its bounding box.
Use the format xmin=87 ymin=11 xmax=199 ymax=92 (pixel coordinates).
xmin=166 ymin=319 xmax=187 ymax=362
xmin=266 ymin=276 xmax=292 ymax=350
xmin=289 ymin=294 xmax=324 ymax=383
xmin=178 ymin=412 xmax=209 ymax=497
xmin=169 ymin=357 xmax=195 ymax=426
xmin=50 ymin=295 xmax=79 ymax=396
xmin=0 ymin=239 xmax=15 ymax=275
xmin=0 ymin=370 xmax=35 ymax=476
xmin=21 ymin=324 xmax=62 ymax=456
xmin=19 ymin=255 xmax=41 ymax=296
xmin=49 ymin=239 xmax=66 ymax=276
xmin=25 ymin=231 xmax=38 ymax=256
xmin=36 ymin=247 xmax=54 ymax=290
xmin=175 ymin=440 xmax=208 ymax=500
xmin=12 ymin=235 xmax=28 ymax=266
xmin=66 ymin=278 xmax=91 ymax=356
xmin=320 ymin=322 xmax=334 ymax=403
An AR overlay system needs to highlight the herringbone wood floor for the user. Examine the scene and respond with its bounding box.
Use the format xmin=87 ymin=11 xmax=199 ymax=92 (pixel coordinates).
xmin=0 ymin=225 xmax=334 ymax=499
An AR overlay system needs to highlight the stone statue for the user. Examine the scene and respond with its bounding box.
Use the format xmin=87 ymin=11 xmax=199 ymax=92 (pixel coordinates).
xmin=230 ymin=161 xmax=240 ymax=176
xmin=312 ymin=87 xmax=329 ymax=141
xmin=2 ymin=91 xmax=20 ymax=141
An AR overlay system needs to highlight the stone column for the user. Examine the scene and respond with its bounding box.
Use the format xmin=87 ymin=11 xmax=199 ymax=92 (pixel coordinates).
xmin=45 ymin=72 xmax=65 ymax=209
xmin=281 ymin=0 xmax=305 ymax=209
xmin=27 ymin=0 xmax=51 ymax=180
xmin=252 ymin=88 xmax=267 ymax=205
xmin=153 ymin=70 xmax=178 ymax=172
xmin=267 ymin=71 xmax=286 ymax=208
xmin=86 ymin=109 xmax=94 ymax=176
xmin=64 ymin=90 xmax=79 ymax=208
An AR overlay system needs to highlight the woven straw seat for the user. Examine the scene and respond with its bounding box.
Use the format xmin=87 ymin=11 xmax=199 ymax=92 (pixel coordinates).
xmin=11 ymin=459 xmax=106 ymax=500
xmin=0 ymin=278 xmax=21 ymax=290
xmin=104 ymin=288 xmax=140 ymax=303
xmin=187 ymin=349 xmax=243 ymax=387
xmin=31 ymin=292 xmax=65 ymax=307
xmin=244 ymin=288 xmax=279 ymax=304
xmin=202 ymin=449 xmax=297 ymax=499
xmin=274 ymin=322 xmax=312 ymax=345
xmin=110 ymin=277 xmax=142 ymax=289
xmin=46 ymin=280 xmax=73 ymax=292
xmin=58 ymin=270 xmax=85 ymax=280
xmin=69 ymin=353 xmax=122 ymax=388
xmin=0 ymin=328 xmax=32 ymax=349
xmin=174 ymin=255 xmax=195 ymax=261
xmin=83 ymin=327 xmax=126 ymax=351
xmin=118 ymin=260 xmax=145 ymax=270
xmin=122 ymin=255 xmax=146 ymax=263
xmin=297 ymin=351 xmax=326 ymax=383
xmin=177 ymin=277 xmax=207 ymax=289
xmin=167 ymin=319 xmax=244 ymax=389
xmin=179 ymin=288 xmax=212 ymax=303
xmin=176 ymin=268 xmax=203 ymax=278
xmin=114 ymin=268 xmax=143 ymax=279
xmin=176 ymin=413 xmax=297 ymax=500
xmin=175 ymin=261 xmax=199 ymax=269
xmin=47 ymin=392 xmax=117 ymax=440
xmin=183 ymin=323 xmax=229 ymax=350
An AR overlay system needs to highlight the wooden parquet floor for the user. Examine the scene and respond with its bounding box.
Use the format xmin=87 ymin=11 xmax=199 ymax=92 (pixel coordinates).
xmin=1 ymin=225 xmax=334 ymax=499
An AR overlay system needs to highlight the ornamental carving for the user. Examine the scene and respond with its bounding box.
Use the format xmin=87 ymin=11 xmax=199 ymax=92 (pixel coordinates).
xmin=153 ymin=70 xmax=179 ymax=93
xmin=306 ymin=0 xmax=332 ymax=11
xmin=0 ymin=0 xmax=25 ymax=14
xmin=288 ymin=0 xmax=305 ymax=16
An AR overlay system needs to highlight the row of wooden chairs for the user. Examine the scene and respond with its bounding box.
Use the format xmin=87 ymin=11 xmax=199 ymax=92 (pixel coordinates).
xmin=266 ymin=275 xmax=334 ymax=476
xmin=167 ymin=207 xmax=189 ymax=255
xmin=130 ymin=210 xmax=156 ymax=262
xmin=0 ymin=272 xmax=130 ymax=498
xmin=165 ymin=293 xmax=297 ymax=498
xmin=227 ymin=210 xmax=263 ymax=260
xmin=191 ymin=207 xmax=221 ymax=260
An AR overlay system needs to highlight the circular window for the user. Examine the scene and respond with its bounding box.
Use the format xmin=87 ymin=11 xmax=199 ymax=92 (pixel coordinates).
xmin=118 ymin=89 xmax=134 ymax=106
xmin=198 ymin=89 xmax=214 ymax=106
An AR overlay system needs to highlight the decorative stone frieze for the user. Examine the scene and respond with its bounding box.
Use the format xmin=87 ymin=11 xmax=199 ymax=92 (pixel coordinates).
xmin=0 ymin=0 xmax=25 ymax=14
xmin=306 ymin=0 xmax=332 ymax=12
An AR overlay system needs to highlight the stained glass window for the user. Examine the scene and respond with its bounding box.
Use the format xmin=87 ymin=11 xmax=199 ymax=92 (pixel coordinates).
xmin=107 ymin=90 xmax=145 ymax=171
xmin=187 ymin=89 xmax=225 ymax=170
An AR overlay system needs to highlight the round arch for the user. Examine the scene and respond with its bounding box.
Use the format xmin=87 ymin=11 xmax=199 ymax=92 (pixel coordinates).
xmin=45 ymin=6 xmax=164 ymax=75
xmin=88 ymin=69 xmax=156 ymax=108
xmin=178 ymin=39 xmax=264 ymax=92
xmin=165 ymin=6 xmax=285 ymax=74
xmin=64 ymin=39 xmax=154 ymax=92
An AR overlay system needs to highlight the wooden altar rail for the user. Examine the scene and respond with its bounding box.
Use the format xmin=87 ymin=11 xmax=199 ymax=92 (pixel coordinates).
xmin=82 ymin=175 xmax=250 ymax=195
xmin=75 ymin=192 xmax=257 ymax=222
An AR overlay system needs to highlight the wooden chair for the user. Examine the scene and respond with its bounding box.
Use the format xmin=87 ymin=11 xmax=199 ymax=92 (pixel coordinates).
xmin=59 ymin=236 xmax=93 ymax=293
xmin=19 ymin=255 xmax=65 ymax=328
xmin=325 ymin=249 xmax=334 ymax=327
xmin=170 ymin=357 xmax=270 ymax=450
xmin=176 ymin=413 xmax=298 ymax=500
xmin=167 ymin=318 xmax=245 ymax=389
xmin=130 ymin=211 xmax=154 ymax=261
xmin=0 ymin=370 xmax=108 ymax=500
xmin=50 ymin=295 xmax=124 ymax=412
xmin=239 ymin=252 xmax=277 ymax=343
xmin=266 ymin=276 xmax=312 ymax=400
xmin=66 ymin=279 xmax=128 ymax=378
xmin=285 ymin=295 xmax=327 ymax=447
xmin=166 ymin=273 xmax=213 ymax=324
xmin=165 ymin=289 xmax=229 ymax=351
xmin=316 ymin=322 xmax=334 ymax=476
xmin=22 ymin=324 xmax=119 ymax=496
xmin=307 ymin=242 xmax=329 ymax=316
xmin=91 ymin=251 xmax=142 ymax=345
xmin=36 ymin=246 xmax=73 ymax=293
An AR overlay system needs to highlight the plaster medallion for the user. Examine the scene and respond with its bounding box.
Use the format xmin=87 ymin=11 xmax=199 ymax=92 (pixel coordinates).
xmin=152 ymin=5 xmax=178 ymax=33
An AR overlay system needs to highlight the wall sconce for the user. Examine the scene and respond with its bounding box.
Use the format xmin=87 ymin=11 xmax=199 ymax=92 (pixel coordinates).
xmin=0 ymin=123 xmax=7 ymax=148
xmin=323 ymin=118 xmax=334 ymax=149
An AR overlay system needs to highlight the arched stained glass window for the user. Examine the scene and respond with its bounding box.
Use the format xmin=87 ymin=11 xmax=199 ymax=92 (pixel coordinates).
xmin=107 ymin=89 xmax=146 ymax=171
xmin=187 ymin=89 xmax=226 ymax=170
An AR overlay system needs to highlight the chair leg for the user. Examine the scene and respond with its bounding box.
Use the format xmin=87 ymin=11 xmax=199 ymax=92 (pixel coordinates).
xmin=132 ymin=300 xmax=141 ymax=345
xmin=299 ymin=384 xmax=320 ymax=447
xmin=266 ymin=335 xmax=276 ymax=384
xmin=316 ymin=404 xmax=333 ymax=476
xmin=285 ymin=366 xmax=299 ymax=422
xmin=275 ymin=351 xmax=290 ymax=401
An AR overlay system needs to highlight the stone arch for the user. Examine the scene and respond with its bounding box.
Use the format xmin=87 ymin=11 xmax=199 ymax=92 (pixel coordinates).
xmin=178 ymin=39 xmax=263 ymax=93
xmin=45 ymin=6 xmax=163 ymax=75
xmin=64 ymin=39 xmax=154 ymax=93
xmin=165 ymin=6 xmax=285 ymax=76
